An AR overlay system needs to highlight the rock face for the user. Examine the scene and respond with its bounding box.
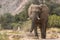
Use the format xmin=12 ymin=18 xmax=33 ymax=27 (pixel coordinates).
xmin=0 ymin=0 xmax=28 ymax=15
xmin=0 ymin=0 xmax=60 ymax=15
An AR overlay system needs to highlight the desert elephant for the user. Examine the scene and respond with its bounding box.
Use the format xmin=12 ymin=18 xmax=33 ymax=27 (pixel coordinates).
xmin=28 ymin=4 xmax=49 ymax=39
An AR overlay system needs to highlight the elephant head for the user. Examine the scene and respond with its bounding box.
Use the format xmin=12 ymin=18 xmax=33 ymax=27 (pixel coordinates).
xmin=28 ymin=4 xmax=42 ymax=21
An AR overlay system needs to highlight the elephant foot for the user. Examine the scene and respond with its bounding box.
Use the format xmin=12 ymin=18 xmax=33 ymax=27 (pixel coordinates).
xmin=35 ymin=34 xmax=39 ymax=39
xmin=41 ymin=34 xmax=46 ymax=39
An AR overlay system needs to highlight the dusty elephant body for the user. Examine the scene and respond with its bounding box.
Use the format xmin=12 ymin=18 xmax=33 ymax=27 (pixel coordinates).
xmin=28 ymin=4 xmax=49 ymax=39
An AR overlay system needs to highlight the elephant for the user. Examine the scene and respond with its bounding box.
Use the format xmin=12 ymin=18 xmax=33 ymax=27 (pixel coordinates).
xmin=28 ymin=4 xmax=49 ymax=39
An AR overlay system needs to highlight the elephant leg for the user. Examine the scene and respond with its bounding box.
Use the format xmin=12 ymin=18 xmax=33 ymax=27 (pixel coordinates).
xmin=39 ymin=25 xmax=46 ymax=39
xmin=34 ymin=25 xmax=38 ymax=38
xmin=30 ymin=20 xmax=35 ymax=33
xmin=40 ymin=20 xmax=47 ymax=39
xmin=41 ymin=24 xmax=46 ymax=39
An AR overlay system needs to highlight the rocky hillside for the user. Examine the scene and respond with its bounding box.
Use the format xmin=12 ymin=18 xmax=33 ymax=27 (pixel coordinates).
xmin=0 ymin=0 xmax=60 ymax=15
xmin=0 ymin=0 xmax=28 ymax=15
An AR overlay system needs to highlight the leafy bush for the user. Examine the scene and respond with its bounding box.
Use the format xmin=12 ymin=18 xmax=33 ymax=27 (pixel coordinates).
xmin=54 ymin=7 xmax=60 ymax=15
xmin=15 ymin=12 xmax=27 ymax=22
xmin=45 ymin=0 xmax=60 ymax=15
xmin=0 ymin=13 xmax=15 ymax=29
xmin=14 ymin=3 xmax=31 ymax=22
xmin=48 ymin=14 xmax=60 ymax=28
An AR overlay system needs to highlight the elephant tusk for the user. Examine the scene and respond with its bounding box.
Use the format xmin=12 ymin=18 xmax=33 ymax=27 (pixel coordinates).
xmin=37 ymin=16 xmax=40 ymax=20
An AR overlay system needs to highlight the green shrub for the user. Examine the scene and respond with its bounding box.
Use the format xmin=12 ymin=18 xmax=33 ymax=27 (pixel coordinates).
xmin=0 ymin=13 xmax=15 ymax=29
xmin=48 ymin=14 xmax=60 ymax=28
xmin=10 ymin=21 xmax=23 ymax=30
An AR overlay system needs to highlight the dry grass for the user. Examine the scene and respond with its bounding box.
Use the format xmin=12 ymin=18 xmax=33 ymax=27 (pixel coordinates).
xmin=0 ymin=28 xmax=60 ymax=40
xmin=0 ymin=20 xmax=60 ymax=40
xmin=22 ymin=20 xmax=60 ymax=39
xmin=46 ymin=28 xmax=60 ymax=39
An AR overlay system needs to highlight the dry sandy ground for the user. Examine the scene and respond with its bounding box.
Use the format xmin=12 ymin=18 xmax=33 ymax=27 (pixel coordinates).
xmin=0 ymin=28 xmax=60 ymax=40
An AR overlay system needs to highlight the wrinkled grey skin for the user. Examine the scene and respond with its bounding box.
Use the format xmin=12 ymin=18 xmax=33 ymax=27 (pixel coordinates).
xmin=28 ymin=4 xmax=49 ymax=39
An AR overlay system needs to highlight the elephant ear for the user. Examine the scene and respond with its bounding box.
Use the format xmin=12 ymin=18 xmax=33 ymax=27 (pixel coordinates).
xmin=28 ymin=4 xmax=33 ymax=19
